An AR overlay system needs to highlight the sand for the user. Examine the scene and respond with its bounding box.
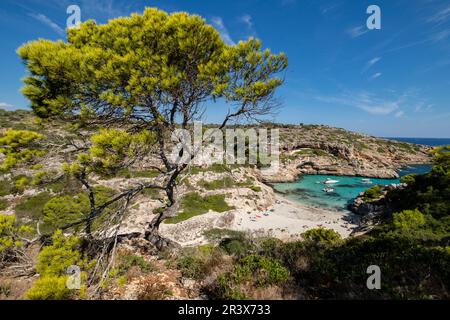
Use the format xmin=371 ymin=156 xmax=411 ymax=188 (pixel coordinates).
xmin=231 ymin=194 xmax=360 ymax=240
xmin=160 ymin=194 xmax=360 ymax=246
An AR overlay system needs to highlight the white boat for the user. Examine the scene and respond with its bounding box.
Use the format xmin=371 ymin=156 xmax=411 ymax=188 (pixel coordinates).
xmin=325 ymin=178 xmax=339 ymax=184
xmin=323 ymin=187 xmax=335 ymax=193
xmin=361 ymin=178 xmax=373 ymax=184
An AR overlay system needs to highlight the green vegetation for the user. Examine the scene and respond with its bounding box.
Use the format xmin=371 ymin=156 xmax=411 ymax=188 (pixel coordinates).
xmin=203 ymin=228 xmax=247 ymax=241
xmin=26 ymin=231 xmax=90 ymax=300
xmin=392 ymin=209 xmax=426 ymax=231
xmin=177 ymin=245 xmax=224 ymax=280
xmin=197 ymin=176 xmax=257 ymax=191
xmin=165 ymin=192 xmax=233 ymax=224
xmin=294 ymin=148 xmax=329 ymax=157
xmin=198 ymin=176 xmax=237 ymax=190
xmin=215 ymin=254 xmax=289 ymax=299
xmin=189 ymin=164 xmax=230 ymax=174
xmin=14 ymin=192 xmax=52 ymax=221
xmin=43 ymin=186 xmax=117 ymax=232
xmin=0 ymin=214 xmax=33 ymax=262
xmin=0 ymin=129 xmax=45 ymax=172
xmin=0 ymin=199 xmax=8 ymax=211
xmin=363 ymin=185 xmax=383 ymax=202
xmin=302 ymin=227 xmax=341 ymax=244
xmin=0 ymin=180 xmax=14 ymax=197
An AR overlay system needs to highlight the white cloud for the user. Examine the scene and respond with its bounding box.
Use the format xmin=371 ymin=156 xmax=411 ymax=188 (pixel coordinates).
xmin=370 ymin=72 xmax=382 ymax=80
xmin=362 ymin=57 xmax=382 ymax=73
xmin=29 ymin=13 xmax=65 ymax=36
xmin=316 ymin=92 xmax=404 ymax=116
xmin=211 ymin=17 xmax=235 ymax=45
xmin=368 ymin=57 xmax=381 ymax=67
xmin=430 ymin=29 xmax=450 ymax=42
xmin=0 ymin=102 xmax=14 ymax=110
xmin=427 ymin=5 xmax=450 ymax=24
xmin=347 ymin=26 xmax=368 ymax=38
xmin=240 ymin=14 xmax=253 ymax=29
xmin=395 ymin=111 xmax=405 ymax=118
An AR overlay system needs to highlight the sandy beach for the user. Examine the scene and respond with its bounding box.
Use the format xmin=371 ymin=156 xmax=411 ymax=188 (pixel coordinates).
xmin=231 ymin=194 xmax=360 ymax=240
xmin=160 ymin=194 xmax=360 ymax=246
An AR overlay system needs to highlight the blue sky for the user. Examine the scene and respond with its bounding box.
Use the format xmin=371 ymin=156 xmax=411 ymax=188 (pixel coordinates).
xmin=0 ymin=0 xmax=449 ymax=137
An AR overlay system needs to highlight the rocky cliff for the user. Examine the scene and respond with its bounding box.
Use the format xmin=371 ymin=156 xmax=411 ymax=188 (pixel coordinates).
xmin=262 ymin=124 xmax=431 ymax=182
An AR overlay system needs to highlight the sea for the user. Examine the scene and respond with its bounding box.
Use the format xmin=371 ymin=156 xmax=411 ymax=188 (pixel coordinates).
xmin=271 ymin=164 xmax=432 ymax=212
xmin=386 ymin=137 xmax=450 ymax=147
xmin=271 ymin=137 xmax=447 ymax=211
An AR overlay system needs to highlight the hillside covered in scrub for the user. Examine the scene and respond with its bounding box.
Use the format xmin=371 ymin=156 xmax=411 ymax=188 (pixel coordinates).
xmin=1 ymin=108 xmax=446 ymax=300
xmin=262 ymin=123 xmax=431 ymax=182
xmin=0 ymin=7 xmax=445 ymax=301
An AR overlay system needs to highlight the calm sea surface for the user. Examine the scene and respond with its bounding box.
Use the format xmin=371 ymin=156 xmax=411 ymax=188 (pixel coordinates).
xmin=271 ymin=164 xmax=432 ymax=211
xmin=386 ymin=137 xmax=450 ymax=147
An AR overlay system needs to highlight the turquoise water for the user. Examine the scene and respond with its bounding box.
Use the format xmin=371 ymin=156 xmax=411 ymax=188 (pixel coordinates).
xmin=271 ymin=164 xmax=432 ymax=211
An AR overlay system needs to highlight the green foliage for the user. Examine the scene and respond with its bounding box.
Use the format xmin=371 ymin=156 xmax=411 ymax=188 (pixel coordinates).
xmin=0 ymin=129 xmax=45 ymax=172
xmin=18 ymin=7 xmax=286 ymax=132
xmin=363 ymin=185 xmax=383 ymax=202
xmin=0 ymin=214 xmax=33 ymax=260
xmin=42 ymin=194 xmax=89 ymax=231
xmin=189 ymin=164 xmax=230 ymax=174
xmin=177 ymin=246 xmax=224 ymax=280
xmin=14 ymin=192 xmax=52 ymax=221
xmin=198 ymin=176 xmax=236 ymax=190
xmin=0 ymin=180 xmax=14 ymax=196
xmin=0 ymin=199 xmax=8 ymax=211
xmin=219 ymin=238 xmax=255 ymax=257
xmin=117 ymin=252 xmax=156 ymax=274
xmin=249 ymin=185 xmax=262 ymax=192
xmin=42 ymin=186 xmax=117 ymax=232
xmin=392 ymin=209 xmax=426 ymax=231
xmin=165 ymin=192 xmax=233 ymax=224
xmin=203 ymin=228 xmax=246 ymax=241
xmin=216 ymin=254 xmax=289 ymax=299
xmin=386 ymin=146 xmax=450 ymax=221
xmin=302 ymin=228 xmax=342 ymax=244
xmin=26 ymin=276 xmax=72 ymax=300
xmin=26 ymin=231 xmax=89 ymax=300
xmin=89 ymin=129 xmax=155 ymax=175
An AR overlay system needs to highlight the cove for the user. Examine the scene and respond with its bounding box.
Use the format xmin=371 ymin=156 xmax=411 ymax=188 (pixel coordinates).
xmin=271 ymin=164 xmax=432 ymax=211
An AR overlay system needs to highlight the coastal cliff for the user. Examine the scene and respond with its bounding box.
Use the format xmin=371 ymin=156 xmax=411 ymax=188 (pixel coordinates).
xmin=262 ymin=124 xmax=431 ymax=182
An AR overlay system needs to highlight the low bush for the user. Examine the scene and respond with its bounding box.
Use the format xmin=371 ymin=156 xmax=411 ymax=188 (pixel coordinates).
xmin=165 ymin=193 xmax=233 ymax=224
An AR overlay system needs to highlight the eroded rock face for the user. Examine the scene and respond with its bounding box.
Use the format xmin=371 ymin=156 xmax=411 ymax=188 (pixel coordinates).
xmin=348 ymin=183 xmax=408 ymax=225
xmin=262 ymin=125 xmax=431 ymax=182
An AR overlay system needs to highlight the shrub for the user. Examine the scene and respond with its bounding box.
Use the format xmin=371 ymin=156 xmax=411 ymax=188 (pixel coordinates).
xmin=215 ymin=254 xmax=289 ymax=299
xmin=0 ymin=214 xmax=33 ymax=261
xmin=198 ymin=177 xmax=236 ymax=190
xmin=0 ymin=199 xmax=8 ymax=211
xmin=203 ymin=228 xmax=246 ymax=241
xmin=219 ymin=238 xmax=255 ymax=257
xmin=26 ymin=276 xmax=72 ymax=300
xmin=302 ymin=228 xmax=341 ymax=244
xmin=26 ymin=231 xmax=90 ymax=300
xmin=42 ymin=186 xmax=117 ymax=232
xmin=0 ymin=129 xmax=45 ymax=172
xmin=14 ymin=192 xmax=52 ymax=220
xmin=363 ymin=185 xmax=383 ymax=202
xmin=137 ymin=276 xmax=173 ymax=300
xmin=177 ymin=246 xmax=224 ymax=280
xmin=0 ymin=180 xmax=14 ymax=196
xmin=392 ymin=209 xmax=426 ymax=231
xmin=165 ymin=192 xmax=233 ymax=224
